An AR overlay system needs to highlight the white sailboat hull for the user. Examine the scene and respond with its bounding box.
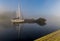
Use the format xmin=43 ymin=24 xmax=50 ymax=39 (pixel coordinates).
xmin=11 ymin=19 xmax=24 ymax=23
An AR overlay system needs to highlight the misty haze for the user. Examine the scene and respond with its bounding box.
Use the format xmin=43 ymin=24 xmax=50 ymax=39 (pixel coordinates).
xmin=0 ymin=0 xmax=60 ymax=41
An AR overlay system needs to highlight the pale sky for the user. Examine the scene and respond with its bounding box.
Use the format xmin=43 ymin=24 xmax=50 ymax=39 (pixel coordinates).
xmin=0 ymin=0 xmax=60 ymax=19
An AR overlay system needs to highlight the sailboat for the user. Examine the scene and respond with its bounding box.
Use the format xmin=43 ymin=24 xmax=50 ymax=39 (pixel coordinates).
xmin=11 ymin=3 xmax=24 ymax=23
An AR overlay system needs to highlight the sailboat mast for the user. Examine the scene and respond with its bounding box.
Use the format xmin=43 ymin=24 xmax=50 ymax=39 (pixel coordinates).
xmin=16 ymin=0 xmax=20 ymax=19
xmin=16 ymin=0 xmax=24 ymax=20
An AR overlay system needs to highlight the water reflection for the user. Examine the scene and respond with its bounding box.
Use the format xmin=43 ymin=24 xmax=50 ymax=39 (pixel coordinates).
xmin=37 ymin=22 xmax=46 ymax=26
xmin=11 ymin=22 xmax=46 ymax=41
xmin=12 ymin=23 xmax=24 ymax=40
xmin=0 ymin=23 xmax=17 ymax=41
xmin=0 ymin=21 xmax=59 ymax=41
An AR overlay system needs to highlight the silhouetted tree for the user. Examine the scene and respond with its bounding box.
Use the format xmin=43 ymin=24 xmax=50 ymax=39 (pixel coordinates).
xmin=36 ymin=18 xmax=46 ymax=26
xmin=36 ymin=18 xmax=46 ymax=23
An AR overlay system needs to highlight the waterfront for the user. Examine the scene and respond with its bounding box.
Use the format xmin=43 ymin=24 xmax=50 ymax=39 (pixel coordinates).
xmin=0 ymin=21 xmax=60 ymax=41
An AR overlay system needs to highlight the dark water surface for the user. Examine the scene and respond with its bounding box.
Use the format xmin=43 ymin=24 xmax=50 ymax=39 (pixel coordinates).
xmin=0 ymin=22 xmax=60 ymax=41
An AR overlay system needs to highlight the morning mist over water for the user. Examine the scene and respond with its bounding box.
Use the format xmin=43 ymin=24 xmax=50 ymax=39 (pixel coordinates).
xmin=0 ymin=0 xmax=60 ymax=41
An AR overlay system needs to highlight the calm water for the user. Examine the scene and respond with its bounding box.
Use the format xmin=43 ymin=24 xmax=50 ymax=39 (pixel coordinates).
xmin=0 ymin=21 xmax=60 ymax=41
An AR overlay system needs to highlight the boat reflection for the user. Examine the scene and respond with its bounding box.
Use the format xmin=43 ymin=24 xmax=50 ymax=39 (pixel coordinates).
xmin=12 ymin=23 xmax=24 ymax=40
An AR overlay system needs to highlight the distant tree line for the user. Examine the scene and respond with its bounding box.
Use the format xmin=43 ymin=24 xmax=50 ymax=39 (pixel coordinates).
xmin=24 ymin=18 xmax=46 ymax=23
xmin=24 ymin=18 xmax=46 ymax=26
